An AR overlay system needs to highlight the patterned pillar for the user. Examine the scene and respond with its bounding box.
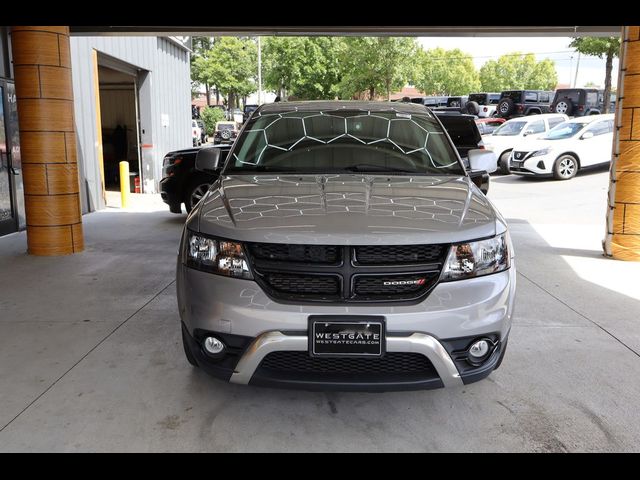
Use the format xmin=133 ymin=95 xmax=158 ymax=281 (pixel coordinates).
xmin=11 ymin=26 xmax=84 ymax=255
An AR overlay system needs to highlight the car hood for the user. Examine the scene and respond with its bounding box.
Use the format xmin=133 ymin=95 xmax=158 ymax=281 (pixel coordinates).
xmin=193 ymin=174 xmax=498 ymax=245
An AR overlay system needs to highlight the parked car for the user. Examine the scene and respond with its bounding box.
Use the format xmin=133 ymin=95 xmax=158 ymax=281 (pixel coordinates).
xmin=191 ymin=119 xmax=202 ymax=147
xmin=410 ymin=96 xmax=448 ymax=107
xmin=551 ymin=88 xmax=603 ymax=116
xmin=243 ymin=104 xmax=259 ymax=123
xmin=475 ymin=117 xmax=505 ymax=135
xmin=435 ymin=111 xmax=490 ymax=193
xmin=509 ymin=114 xmax=614 ymax=180
xmin=432 ymin=96 xmax=469 ymax=114
xmin=482 ymin=113 xmax=568 ymax=174
xmin=177 ymin=100 xmax=515 ymax=391
xmin=466 ymin=92 xmax=501 ymax=118
xmin=196 ymin=119 xmax=207 ymax=143
xmin=213 ymin=121 xmax=240 ymax=145
xmin=160 ymin=144 xmax=231 ymax=213
xmin=496 ymin=90 xmax=554 ymax=119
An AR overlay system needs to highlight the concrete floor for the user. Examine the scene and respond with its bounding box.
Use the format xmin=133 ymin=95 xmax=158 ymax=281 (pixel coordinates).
xmin=1 ymin=166 xmax=639 ymax=452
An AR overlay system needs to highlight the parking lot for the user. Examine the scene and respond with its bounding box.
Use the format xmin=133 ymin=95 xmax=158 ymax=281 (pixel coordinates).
xmin=1 ymin=166 xmax=639 ymax=452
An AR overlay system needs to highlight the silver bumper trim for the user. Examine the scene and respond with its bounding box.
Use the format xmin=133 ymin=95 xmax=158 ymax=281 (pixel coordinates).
xmin=229 ymin=331 xmax=463 ymax=388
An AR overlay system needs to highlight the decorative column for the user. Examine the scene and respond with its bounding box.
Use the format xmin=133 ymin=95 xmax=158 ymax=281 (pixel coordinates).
xmin=11 ymin=26 xmax=83 ymax=255
xmin=605 ymin=26 xmax=640 ymax=260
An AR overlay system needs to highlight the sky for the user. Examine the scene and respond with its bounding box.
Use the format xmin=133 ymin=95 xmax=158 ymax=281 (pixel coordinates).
xmin=418 ymin=37 xmax=619 ymax=88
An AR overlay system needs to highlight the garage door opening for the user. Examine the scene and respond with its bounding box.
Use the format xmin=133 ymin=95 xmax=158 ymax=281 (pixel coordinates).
xmin=97 ymin=64 xmax=142 ymax=207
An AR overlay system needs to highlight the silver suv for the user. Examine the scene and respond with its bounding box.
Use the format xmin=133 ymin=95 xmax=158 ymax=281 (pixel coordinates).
xmin=177 ymin=101 xmax=516 ymax=391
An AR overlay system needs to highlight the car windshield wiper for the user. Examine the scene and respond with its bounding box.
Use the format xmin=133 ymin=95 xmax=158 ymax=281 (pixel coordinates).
xmin=341 ymin=164 xmax=420 ymax=174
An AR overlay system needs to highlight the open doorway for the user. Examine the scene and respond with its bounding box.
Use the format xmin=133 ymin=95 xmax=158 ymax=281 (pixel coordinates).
xmin=97 ymin=64 xmax=142 ymax=207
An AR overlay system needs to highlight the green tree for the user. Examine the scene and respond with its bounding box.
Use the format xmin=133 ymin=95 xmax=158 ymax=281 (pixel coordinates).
xmin=191 ymin=37 xmax=215 ymax=105
xmin=200 ymin=106 xmax=226 ymax=136
xmin=207 ymin=37 xmax=257 ymax=110
xmin=414 ymin=48 xmax=480 ymax=95
xmin=337 ymin=37 xmax=419 ymax=100
xmin=480 ymin=53 xmax=558 ymax=92
xmin=569 ymin=37 xmax=621 ymax=113
xmin=263 ymin=37 xmax=342 ymax=100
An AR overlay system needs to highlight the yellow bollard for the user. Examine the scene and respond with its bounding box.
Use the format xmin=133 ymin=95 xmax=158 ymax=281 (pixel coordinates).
xmin=119 ymin=161 xmax=130 ymax=209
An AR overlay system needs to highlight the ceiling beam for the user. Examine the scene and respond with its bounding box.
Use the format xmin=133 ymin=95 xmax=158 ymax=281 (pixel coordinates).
xmin=69 ymin=26 xmax=622 ymax=37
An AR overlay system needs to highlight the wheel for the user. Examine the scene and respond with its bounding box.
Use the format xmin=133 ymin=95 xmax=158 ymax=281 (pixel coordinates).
xmin=498 ymin=98 xmax=514 ymax=117
xmin=466 ymin=101 xmax=480 ymax=116
xmin=499 ymin=151 xmax=512 ymax=175
xmin=220 ymin=130 xmax=232 ymax=141
xmin=185 ymin=180 xmax=212 ymax=213
xmin=554 ymin=99 xmax=573 ymax=115
xmin=182 ymin=324 xmax=199 ymax=367
xmin=553 ymin=154 xmax=578 ymax=180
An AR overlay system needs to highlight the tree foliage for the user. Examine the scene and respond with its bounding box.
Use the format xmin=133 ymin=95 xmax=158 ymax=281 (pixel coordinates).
xmin=569 ymin=37 xmax=620 ymax=59
xmin=569 ymin=37 xmax=621 ymax=113
xmin=479 ymin=53 xmax=558 ymax=91
xmin=263 ymin=37 xmax=342 ymax=100
xmin=336 ymin=37 xmax=419 ymax=100
xmin=414 ymin=48 xmax=480 ymax=95
xmin=200 ymin=106 xmax=226 ymax=135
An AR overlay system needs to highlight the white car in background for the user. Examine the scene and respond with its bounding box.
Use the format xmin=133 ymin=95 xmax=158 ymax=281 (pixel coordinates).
xmin=509 ymin=114 xmax=614 ymax=180
xmin=482 ymin=113 xmax=568 ymax=174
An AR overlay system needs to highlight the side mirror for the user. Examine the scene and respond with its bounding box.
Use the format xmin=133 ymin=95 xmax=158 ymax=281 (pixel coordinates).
xmin=523 ymin=129 xmax=534 ymax=136
xmin=581 ymin=131 xmax=594 ymax=140
xmin=195 ymin=147 xmax=222 ymax=173
xmin=468 ymin=149 xmax=497 ymax=174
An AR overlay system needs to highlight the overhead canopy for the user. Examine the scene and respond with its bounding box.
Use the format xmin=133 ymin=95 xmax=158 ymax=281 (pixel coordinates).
xmin=68 ymin=26 xmax=621 ymax=37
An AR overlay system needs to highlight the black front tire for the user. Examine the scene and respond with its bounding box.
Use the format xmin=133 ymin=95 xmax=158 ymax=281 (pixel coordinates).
xmin=184 ymin=180 xmax=212 ymax=213
xmin=499 ymin=151 xmax=512 ymax=175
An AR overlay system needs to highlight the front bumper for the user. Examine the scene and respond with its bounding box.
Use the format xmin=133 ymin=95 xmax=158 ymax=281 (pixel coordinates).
xmin=178 ymin=261 xmax=516 ymax=391
xmin=510 ymin=152 xmax=554 ymax=177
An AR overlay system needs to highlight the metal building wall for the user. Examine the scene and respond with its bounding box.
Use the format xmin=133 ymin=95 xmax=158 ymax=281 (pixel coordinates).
xmin=69 ymin=36 xmax=191 ymax=212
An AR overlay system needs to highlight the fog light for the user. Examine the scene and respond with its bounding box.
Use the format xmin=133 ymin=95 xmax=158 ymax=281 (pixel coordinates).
xmin=204 ymin=336 xmax=225 ymax=355
xmin=469 ymin=339 xmax=490 ymax=360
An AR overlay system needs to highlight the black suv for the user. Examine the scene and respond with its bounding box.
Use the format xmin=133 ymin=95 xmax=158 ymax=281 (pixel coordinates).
xmin=160 ymin=144 xmax=231 ymax=213
xmin=497 ymin=90 xmax=553 ymax=119
xmin=551 ymin=88 xmax=602 ymax=116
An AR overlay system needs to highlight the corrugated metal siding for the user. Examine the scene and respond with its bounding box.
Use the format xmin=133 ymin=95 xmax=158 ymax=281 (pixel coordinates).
xmin=70 ymin=36 xmax=191 ymax=212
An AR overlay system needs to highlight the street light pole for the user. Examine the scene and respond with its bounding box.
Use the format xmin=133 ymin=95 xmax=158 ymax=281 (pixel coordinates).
xmin=257 ymin=36 xmax=263 ymax=105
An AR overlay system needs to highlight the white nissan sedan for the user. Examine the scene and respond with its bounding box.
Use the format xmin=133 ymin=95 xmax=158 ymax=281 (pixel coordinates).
xmin=509 ymin=114 xmax=614 ymax=180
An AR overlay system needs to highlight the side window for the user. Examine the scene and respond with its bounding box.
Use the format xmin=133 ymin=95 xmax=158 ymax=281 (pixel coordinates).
xmin=539 ymin=92 xmax=549 ymax=103
xmin=527 ymin=119 xmax=545 ymax=134
xmin=586 ymin=121 xmax=611 ymax=137
xmin=524 ymin=92 xmax=538 ymax=103
xmin=548 ymin=117 xmax=565 ymax=129
xmin=586 ymin=92 xmax=598 ymax=105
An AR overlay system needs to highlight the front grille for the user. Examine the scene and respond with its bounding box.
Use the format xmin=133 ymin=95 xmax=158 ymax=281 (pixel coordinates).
xmin=354 ymin=274 xmax=439 ymax=298
xmin=247 ymin=243 xmax=448 ymax=304
xmin=355 ymin=244 xmax=444 ymax=265
xmin=259 ymin=351 xmax=436 ymax=375
xmin=248 ymin=243 xmax=339 ymax=264
xmin=266 ymin=273 xmax=339 ymax=295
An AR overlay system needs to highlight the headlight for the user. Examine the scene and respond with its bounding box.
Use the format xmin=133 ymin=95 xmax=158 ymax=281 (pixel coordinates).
xmin=441 ymin=233 xmax=511 ymax=281
xmin=184 ymin=231 xmax=253 ymax=279
xmin=530 ymin=148 xmax=551 ymax=157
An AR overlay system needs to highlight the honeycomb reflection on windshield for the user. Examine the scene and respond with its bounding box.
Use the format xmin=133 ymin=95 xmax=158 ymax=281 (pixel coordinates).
xmin=229 ymin=108 xmax=460 ymax=173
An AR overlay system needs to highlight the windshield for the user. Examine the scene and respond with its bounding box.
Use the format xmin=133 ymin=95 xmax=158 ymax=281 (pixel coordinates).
xmin=492 ymin=121 xmax=526 ymax=136
xmin=223 ymin=108 xmax=464 ymax=175
xmin=542 ymin=122 xmax=586 ymax=140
